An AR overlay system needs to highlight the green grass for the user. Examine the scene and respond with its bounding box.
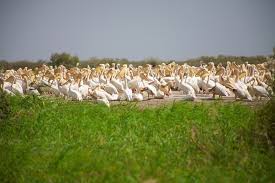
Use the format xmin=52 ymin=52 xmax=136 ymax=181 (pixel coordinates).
xmin=0 ymin=96 xmax=274 ymax=182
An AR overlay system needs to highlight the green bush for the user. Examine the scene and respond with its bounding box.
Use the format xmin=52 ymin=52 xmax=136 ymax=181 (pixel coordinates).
xmin=253 ymin=77 xmax=275 ymax=149
xmin=0 ymin=90 xmax=11 ymax=122
xmin=50 ymin=52 xmax=79 ymax=68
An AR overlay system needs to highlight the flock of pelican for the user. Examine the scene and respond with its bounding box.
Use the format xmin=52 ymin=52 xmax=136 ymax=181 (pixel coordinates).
xmin=0 ymin=61 xmax=273 ymax=107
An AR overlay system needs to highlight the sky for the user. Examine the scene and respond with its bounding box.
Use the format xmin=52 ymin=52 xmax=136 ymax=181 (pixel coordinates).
xmin=0 ymin=0 xmax=275 ymax=61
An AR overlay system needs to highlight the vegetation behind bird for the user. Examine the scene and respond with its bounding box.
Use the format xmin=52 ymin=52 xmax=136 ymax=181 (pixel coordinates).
xmin=0 ymin=53 xmax=273 ymax=71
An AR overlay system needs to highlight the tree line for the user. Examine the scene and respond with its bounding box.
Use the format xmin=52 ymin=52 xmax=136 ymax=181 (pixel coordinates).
xmin=0 ymin=52 xmax=274 ymax=71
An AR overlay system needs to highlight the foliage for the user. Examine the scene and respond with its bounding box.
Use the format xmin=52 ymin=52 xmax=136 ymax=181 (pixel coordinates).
xmin=183 ymin=55 xmax=269 ymax=66
xmin=81 ymin=55 xmax=270 ymax=68
xmin=0 ymin=60 xmax=47 ymax=71
xmin=0 ymin=54 xmax=272 ymax=71
xmin=0 ymin=90 xmax=11 ymax=122
xmin=253 ymin=77 xmax=275 ymax=149
xmin=0 ymin=97 xmax=274 ymax=182
xmin=80 ymin=57 xmax=163 ymax=68
xmin=254 ymin=98 xmax=275 ymax=149
xmin=50 ymin=52 xmax=79 ymax=68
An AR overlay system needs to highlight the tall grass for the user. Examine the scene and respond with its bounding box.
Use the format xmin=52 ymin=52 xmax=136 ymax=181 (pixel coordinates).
xmin=252 ymin=78 xmax=275 ymax=150
xmin=0 ymin=90 xmax=11 ymax=122
xmin=0 ymin=95 xmax=274 ymax=182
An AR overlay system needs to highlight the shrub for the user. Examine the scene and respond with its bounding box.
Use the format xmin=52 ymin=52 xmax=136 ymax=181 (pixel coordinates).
xmin=0 ymin=90 xmax=11 ymax=122
xmin=253 ymin=77 xmax=275 ymax=149
xmin=50 ymin=52 xmax=79 ymax=68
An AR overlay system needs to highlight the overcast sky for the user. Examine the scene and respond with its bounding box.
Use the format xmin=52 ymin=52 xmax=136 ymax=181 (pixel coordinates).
xmin=0 ymin=0 xmax=274 ymax=61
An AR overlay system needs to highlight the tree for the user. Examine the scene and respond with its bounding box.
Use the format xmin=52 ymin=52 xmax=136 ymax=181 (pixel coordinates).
xmin=50 ymin=52 xmax=79 ymax=68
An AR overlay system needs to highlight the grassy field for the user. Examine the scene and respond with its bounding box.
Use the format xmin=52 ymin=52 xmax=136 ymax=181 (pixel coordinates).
xmin=0 ymin=95 xmax=274 ymax=182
